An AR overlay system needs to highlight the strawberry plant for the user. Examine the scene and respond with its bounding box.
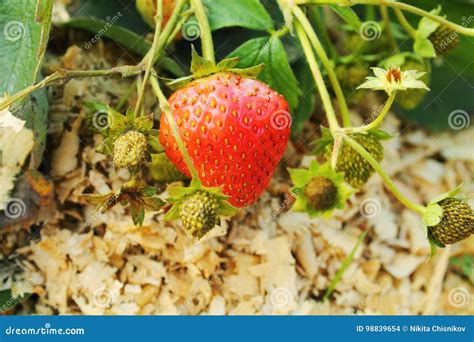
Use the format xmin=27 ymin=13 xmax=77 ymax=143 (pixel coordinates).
xmin=1 ymin=0 xmax=473 ymax=313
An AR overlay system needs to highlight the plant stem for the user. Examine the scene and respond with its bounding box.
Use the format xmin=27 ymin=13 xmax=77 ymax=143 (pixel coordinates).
xmin=308 ymin=6 xmax=338 ymax=60
xmin=343 ymin=135 xmax=426 ymax=214
xmin=394 ymin=8 xmax=417 ymax=39
xmin=150 ymin=75 xmax=199 ymax=180
xmin=300 ymin=0 xmax=474 ymax=37
xmin=360 ymin=92 xmax=395 ymax=131
xmin=190 ymin=0 xmax=215 ymax=63
xmin=166 ymin=9 xmax=195 ymax=46
xmin=294 ymin=6 xmax=351 ymax=128
xmin=135 ymin=0 xmax=163 ymax=115
xmin=294 ymin=20 xmax=340 ymax=131
xmin=380 ymin=5 xmax=398 ymax=52
xmin=0 ymin=67 xmax=140 ymax=111
xmin=139 ymin=0 xmax=187 ymax=66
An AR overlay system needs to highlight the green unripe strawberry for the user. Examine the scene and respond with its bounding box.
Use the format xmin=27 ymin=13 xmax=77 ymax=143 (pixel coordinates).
xmin=324 ymin=134 xmax=384 ymax=188
xmin=396 ymin=57 xmax=431 ymax=110
xmin=429 ymin=26 xmax=460 ymax=56
xmin=429 ymin=198 xmax=474 ymax=245
xmin=304 ymin=176 xmax=338 ymax=212
xmin=335 ymin=62 xmax=370 ymax=104
xmin=150 ymin=153 xmax=187 ymax=183
xmin=113 ymin=130 xmax=148 ymax=169
xmin=180 ymin=191 xmax=220 ymax=238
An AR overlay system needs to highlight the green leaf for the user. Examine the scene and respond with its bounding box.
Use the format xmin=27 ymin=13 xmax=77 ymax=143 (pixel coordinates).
xmin=324 ymin=230 xmax=368 ymax=300
xmin=202 ymin=0 xmax=273 ymax=32
xmin=0 ymin=289 xmax=31 ymax=313
xmin=329 ymin=5 xmax=362 ymax=31
xmin=64 ymin=17 xmax=149 ymax=55
xmin=67 ymin=0 xmax=150 ymax=35
xmin=63 ymin=18 xmax=183 ymax=77
xmin=228 ymin=37 xmax=301 ymax=111
xmin=413 ymin=36 xmax=436 ymax=58
xmin=0 ymin=0 xmax=52 ymax=96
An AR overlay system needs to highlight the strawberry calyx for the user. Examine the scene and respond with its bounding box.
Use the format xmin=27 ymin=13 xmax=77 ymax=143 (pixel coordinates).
xmin=162 ymin=46 xmax=264 ymax=90
xmin=82 ymin=177 xmax=165 ymax=226
xmin=85 ymin=102 xmax=162 ymax=169
xmin=288 ymin=160 xmax=353 ymax=217
xmin=164 ymin=179 xmax=239 ymax=238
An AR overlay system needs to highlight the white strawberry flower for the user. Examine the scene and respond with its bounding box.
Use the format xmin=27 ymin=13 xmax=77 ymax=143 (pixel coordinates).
xmin=357 ymin=67 xmax=430 ymax=95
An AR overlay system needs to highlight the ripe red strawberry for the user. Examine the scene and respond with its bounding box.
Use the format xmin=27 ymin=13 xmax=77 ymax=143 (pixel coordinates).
xmin=159 ymin=72 xmax=291 ymax=207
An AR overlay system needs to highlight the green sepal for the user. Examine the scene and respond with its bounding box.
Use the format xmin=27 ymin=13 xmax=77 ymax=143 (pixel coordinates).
xmin=368 ymin=129 xmax=393 ymax=140
xmin=165 ymin=178 xmax=238 ymax=221
xmin=164 ymin=47 xmax=264 ymax=91
xmin=134 ymin=113 xmax=154 ymax=131
xmin=215 ymin=56 xmax=240 ymax=71
xmin=428 ymin=184 xmax=463 ymax=205
xmin=219 ymin=201 xmax=239 ymax=217
xmin=125 ymin=107 xmax=136 ymax=122
xmin=416 ymin=6 xmax=442 ymax=39
xmin=414 ymin=37 xmax=436 ymax=59
xmin=81 ymin=179 xmax=164 ymax=226
xmin=164 ymin=202 xmax=181 ymax=220
xmin=147 ymin=134 xmax=163 ymax=153
xmin=229 ymin=64 xmax=265 ymax=78
xmin=423 ymin=203 xmax=443 ymax=228
xmin=379 ymin=52 xmax=424 ymax=68
xmin=190 ymin=45 xmax=217 ymax=77
xmin=289 ymin=160 xmax=353 ymax=217
xmin=143 ymin=197 xmax=166 ymax=211
xmin=312 ymin=126 xmax=334 ymax=155
xmin=130 ymin=201 xmax=145 ymax=226
xmin=413 ymin=6 xmax=442 ymax=58
xmin=162 ymin=75 xmax=195 ymax=91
